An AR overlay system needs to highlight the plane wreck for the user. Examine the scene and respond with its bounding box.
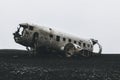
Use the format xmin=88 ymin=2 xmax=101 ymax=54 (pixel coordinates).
xmin=13 ymin=23 xmax=102 ymax=57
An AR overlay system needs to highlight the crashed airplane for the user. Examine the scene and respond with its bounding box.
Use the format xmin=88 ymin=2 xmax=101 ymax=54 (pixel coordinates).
xmin=13 ymin=23 xmax=102 ymax=57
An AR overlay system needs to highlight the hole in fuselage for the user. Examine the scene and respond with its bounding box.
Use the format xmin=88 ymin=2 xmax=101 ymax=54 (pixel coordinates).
xmin=19 ymin=27 xmax=24 ymax=36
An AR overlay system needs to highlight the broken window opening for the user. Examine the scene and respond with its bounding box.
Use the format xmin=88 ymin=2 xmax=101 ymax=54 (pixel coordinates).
xmin=49 ymin=34 xmax=53 ymax=38
xmin=56 ymin=36 xmax=60 ymax=42
xmin=69 ymin=39 xmax=72 ymax=42
xmin=74 ymin=41 xmax=77 ymax=44
xmin=79 ymin=42 xmax=81 ymax=46
xmin=83 ymin=43 xmax=86 ymax=47
xmin=49 ymin=28 xmax=52 ymax=30
xmin=63 ymin=37 xmax=66 ymax=41
xmin=18 ymin=27 xmax=24 ymax=36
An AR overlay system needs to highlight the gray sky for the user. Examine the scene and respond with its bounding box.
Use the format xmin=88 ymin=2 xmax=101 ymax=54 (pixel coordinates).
xmin=0 ymin=0 xmax=120 ymax=53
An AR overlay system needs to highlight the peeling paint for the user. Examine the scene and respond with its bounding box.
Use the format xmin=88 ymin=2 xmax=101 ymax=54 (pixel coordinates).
xmin=13 ymin=23 xmax=102 ymax=57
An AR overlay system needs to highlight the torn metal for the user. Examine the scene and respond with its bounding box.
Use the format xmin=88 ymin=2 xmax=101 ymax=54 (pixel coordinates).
xmin=13 ymin=23 xmax=102 ymax=57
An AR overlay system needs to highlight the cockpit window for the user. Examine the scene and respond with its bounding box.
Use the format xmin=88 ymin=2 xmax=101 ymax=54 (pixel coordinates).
xmin=83 ymin=43 xmax=86 ymax=47
xmin=19 ymin=24 xmax=28 ymax=28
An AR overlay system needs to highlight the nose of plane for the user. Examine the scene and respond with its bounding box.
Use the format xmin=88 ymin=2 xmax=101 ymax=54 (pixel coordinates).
xmin=13 ymin=27 xmax=22 ymax=43
xmin=13 ymin=30 xmax=20 ymax=37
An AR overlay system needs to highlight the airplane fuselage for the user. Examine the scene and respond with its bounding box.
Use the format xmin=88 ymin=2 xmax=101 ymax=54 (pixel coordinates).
xmin=13 ymin=23 xmax=102 ymax=57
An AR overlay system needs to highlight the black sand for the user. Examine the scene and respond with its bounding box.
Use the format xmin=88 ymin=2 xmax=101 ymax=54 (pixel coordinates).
xmin=0 ymin=49 xmax=120 ymax=80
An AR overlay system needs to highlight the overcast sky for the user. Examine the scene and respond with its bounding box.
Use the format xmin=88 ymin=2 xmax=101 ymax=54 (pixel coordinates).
xmin=0 ymin=0 xmax=120 ymax=53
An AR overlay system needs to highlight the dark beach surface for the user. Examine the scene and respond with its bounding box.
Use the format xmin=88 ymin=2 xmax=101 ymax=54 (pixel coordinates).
xmin=0 ymin=49 xmax=120 ymax=80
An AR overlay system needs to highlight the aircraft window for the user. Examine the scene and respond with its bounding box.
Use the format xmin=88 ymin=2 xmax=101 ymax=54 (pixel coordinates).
xmin=74 ymin=41 xmax=77 ymax=44
xmin=83 ymin=43 xmax=86 ymax=47
xmin=29 ymin=26 xmax=34 ymax=30
xmin=63 ymin=38 xmax=66 ymax=41
xmin=49 ymin=28 xmax=52 ymax=30
xmin=79 ymin=42 xmax=81 ymax=46
xmin=68 ymin=39 xmax=71 ymax=42
xmin=56 ymin=36 xmax=60 ymax=42
xmin=49 ymin=34 xmax=53 ymax=38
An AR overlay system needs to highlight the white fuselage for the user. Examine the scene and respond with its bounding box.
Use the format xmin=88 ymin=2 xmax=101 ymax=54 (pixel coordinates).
xmin=13 ymin=23 xmax=101 ymax=57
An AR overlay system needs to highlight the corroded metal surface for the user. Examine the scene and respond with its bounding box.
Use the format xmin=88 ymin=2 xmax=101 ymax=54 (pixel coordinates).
xmin=0 ymin=50 xmax=119 ymax=80
xmin=13 ymin=23 xmax=102 ymax=57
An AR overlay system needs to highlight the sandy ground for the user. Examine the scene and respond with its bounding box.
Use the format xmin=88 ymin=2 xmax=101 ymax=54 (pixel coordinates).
xmin=0 ymin=49 xmax=120 ymax=80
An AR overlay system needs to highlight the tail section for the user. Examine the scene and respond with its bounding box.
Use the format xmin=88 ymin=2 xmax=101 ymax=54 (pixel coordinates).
xmin=90 ymin=39 xmax=102 ymax=54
